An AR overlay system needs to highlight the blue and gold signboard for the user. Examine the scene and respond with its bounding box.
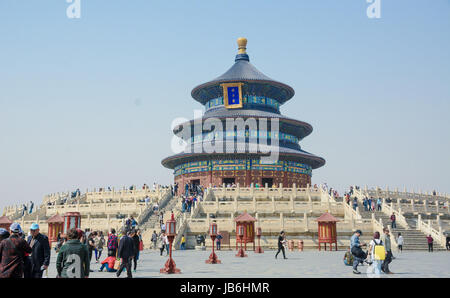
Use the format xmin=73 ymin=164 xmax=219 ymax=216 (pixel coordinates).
xmin=221 ymin=83 xmax=243 ymax=109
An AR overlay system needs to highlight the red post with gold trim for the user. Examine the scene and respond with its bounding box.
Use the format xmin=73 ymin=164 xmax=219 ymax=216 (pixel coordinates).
xmin=205 ymin=222 xmax=221 ymax=264
xmin=255 ymin=227 xmax=264 ymax=253
xmin=235 ymin=225 xmax=247 ymax=257
xmin=160 ymin=212 xmax=181 ymax=274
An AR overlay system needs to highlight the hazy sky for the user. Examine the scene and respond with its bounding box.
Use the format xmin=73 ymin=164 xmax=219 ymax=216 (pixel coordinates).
xmin=1 ymin=0 xmax=449 ymax=211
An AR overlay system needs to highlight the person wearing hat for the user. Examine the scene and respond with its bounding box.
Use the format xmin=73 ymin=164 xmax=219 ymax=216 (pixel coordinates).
xmin=350 ymin=229 xmax=368 ymax=274
xmin=26 ymin=223 xmax=50 ymax=278
xmin=0 ymin=228 xmax=10 ymax=242
xmin=0 ymin=223 xmax=32 ymax=278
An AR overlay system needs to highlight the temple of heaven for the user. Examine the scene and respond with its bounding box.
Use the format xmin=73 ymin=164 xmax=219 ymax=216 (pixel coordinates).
xmin=162 ymin=38 xmax=325 ymax=188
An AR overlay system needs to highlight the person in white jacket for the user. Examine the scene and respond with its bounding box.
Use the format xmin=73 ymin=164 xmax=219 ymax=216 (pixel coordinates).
xmin=397 ymin=233 xmax=404 ymax=253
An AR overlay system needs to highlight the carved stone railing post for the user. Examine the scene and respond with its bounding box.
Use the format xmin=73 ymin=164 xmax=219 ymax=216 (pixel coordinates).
xmin=304 ymin=213 xmax=309 ymax=232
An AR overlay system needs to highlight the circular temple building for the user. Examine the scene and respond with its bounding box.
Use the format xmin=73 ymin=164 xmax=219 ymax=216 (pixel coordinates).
xmin=162 ymin=38 xmax=325 ymax=188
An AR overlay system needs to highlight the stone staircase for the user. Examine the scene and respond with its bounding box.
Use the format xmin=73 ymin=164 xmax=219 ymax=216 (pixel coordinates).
xmin=357 ymin=203 xmax=445 ymax=251
xmin=139 ymin=194 xmax=180 ymax=234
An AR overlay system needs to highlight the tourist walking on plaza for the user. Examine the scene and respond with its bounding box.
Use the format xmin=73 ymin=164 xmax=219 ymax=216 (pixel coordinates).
xmin=56 ymin=228 xmax=90 ymax=278
xmin=426 ymin=235 xmax=434 ymax=252
xmin=94 ymin=232 xmax=105 ymax=263
xmin=397 ymin=233 xmax=404 ymax=253
xmin=350 ymin=229 xmax=367 ymax=274
xmin=352 ymin=198 xmax=358 ymax=211
xmin=87 ymin=232 xmax=96 ymax=264
xmin=446 ymin=234 xmax=450 ymax=251
xmin=107 ymin=228 xmax=118 ymax=257
xmin=390 ymin=213 xmax=397 ymax=229
xmin=0 ymin=223 xmax=32 ymax=278
xmin=367 ymin=232 xmax=384 ymax=277
xmin=159 ymin=233 xmax=166 ymax=256
xmin=131 ymin=229 xmax=140 ymax=272
xmin=26 ymin=223 xmax=50 ymax=278
xmin=116 ymin=229 xmax=135 ymax=278
xmin=164 ymin=233 xmax=169 ymax=256
xmin=216 ymin=233 xmax=223 ymax=250
xmin=180 ymin=234 xmax=186 ymax=250
xmin=381 ymin=228 xmax=394 ymax=274
xmin=275 ymin=231 xmax=287 ymax=259
xmin=151 ymin=230 xmax=158 ymax=249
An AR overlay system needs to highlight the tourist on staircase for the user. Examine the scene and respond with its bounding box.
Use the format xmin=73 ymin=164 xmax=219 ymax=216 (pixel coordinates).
xmin=151 ymin=231 xmax=158 ymax=250
xmin=390 ymin=213 xmax=397 ymax=229
xmin=397 ymin=233 xmax=403 ymax=253
xmin=426 ymin=235 xmax=434 ymax=252
xmin=377 ymin=198 xmax=382 ymax=211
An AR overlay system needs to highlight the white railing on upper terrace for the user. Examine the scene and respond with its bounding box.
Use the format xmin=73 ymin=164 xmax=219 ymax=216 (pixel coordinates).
xmin=365 ymin=186 xmax=449 ymax=202
xmin=417 ymin=214 xmax=447 ymax=247
xmin=358 ymin=187 xmax=447 ymax=247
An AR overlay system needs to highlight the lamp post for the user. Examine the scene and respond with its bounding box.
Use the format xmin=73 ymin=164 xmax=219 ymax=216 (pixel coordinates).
xmin=160 ymin=212 xmax=181 ymax=274
xmin=205 ymin=222 xmax=221 ymax=264
xmin=235 ymin=225 xmax=247 ymax=257
xmin=255 ymin=227 xmax=263 ymax=253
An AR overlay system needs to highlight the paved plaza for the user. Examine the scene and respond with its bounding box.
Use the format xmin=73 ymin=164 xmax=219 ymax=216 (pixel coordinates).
xmin=46 ymin=249 xmax=450 ymax=278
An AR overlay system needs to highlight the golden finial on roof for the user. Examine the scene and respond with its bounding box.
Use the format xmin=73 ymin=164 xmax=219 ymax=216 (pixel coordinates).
xmin=237 ymin=37 xmax=247 ymax=54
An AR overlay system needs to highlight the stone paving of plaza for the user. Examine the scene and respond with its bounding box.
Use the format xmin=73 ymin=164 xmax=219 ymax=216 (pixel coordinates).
xmin=46 ymin=249 xmax=450 ymax=278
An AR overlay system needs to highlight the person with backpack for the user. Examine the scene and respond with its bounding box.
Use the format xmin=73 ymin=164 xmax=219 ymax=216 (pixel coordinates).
xmin=368 ymin=231 xmax=384 ymax=276
xmin=350 ymin=229 xmax=368 ymax=274
xmin=0 ymin=223 xmax=32 ymax=278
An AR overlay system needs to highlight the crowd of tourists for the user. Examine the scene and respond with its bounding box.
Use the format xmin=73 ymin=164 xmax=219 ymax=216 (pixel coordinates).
xmin=0 ymin=220 xmax=144 ymax=278
xmin=347 ymin=228 xmax=396 ymax=275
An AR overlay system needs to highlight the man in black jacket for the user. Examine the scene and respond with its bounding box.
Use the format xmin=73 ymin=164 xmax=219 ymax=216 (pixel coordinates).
xmin=131 ymin=230 xmax=140 ymax=272
xmin=27 ymin=223 xmax=51 ymax=278
xmin=116 ymin=229 xmax=135 ymax=278
xmin=275 ymin=231 xmax=287 ymax=259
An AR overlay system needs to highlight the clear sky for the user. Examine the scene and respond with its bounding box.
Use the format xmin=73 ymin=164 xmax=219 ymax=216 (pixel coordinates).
xmin=1 ymin=0 xmax=449 ymax=211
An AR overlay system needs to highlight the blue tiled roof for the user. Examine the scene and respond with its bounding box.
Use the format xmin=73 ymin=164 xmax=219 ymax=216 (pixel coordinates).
xmin=191 ymin=56 xmax=295 ymax=104
xmin=161 ymin=141 xmax=325 ymax=170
